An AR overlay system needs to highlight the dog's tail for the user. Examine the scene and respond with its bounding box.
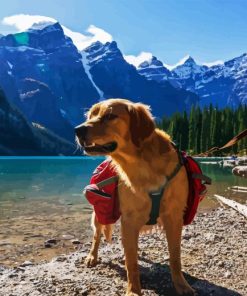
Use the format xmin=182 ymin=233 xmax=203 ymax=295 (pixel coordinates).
xmin=102 ymin=224 xmax=114 ymax=243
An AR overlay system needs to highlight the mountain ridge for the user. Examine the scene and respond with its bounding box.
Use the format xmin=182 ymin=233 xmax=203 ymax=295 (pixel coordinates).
xmin=0 ymin=20 xmax=246 ymax=155
xmin=136 ymin=52 xmax=247 ymax=108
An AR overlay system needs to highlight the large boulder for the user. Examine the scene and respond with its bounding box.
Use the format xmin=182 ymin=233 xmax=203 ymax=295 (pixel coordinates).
xmin=232 ymin=165 xmax=247 ymax=178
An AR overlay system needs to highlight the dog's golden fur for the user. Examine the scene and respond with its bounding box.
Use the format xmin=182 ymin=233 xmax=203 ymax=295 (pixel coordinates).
xmin=77 ymin=99 xmax=195 ymax=295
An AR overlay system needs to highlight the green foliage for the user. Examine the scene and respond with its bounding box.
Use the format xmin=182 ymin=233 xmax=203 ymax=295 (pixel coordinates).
xmin=158 ymin=104 xmax=247 ymax=155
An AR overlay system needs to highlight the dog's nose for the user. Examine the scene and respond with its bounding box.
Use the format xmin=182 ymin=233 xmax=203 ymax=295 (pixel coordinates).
xmin=74 ymin=124 xmax=88 ymax=140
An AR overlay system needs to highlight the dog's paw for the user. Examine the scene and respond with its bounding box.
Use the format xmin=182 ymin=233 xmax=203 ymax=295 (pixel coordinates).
xmin=85 ymin=254 xmax=98 ymax=267
xmin=174 ymin=282 xmax=195 ymax=295
xmin=125 ymin=293 xmax=142 ymax=296
xmin=125 ymin=288 xmax=142 ymax=296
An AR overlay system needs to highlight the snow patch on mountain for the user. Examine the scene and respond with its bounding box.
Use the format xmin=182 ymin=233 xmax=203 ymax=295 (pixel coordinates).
xmin=4 ymin=46 xmax=44 ymax=53
xmin=80 ymin=51 xmax=104 ymax=99
xmin=28 ymin=21 xmax=57 ymax=32
xmin=7 ymin=61 xmax=13 ymax=69
xmin=202 ymin=60 xmax=224 ymax=67
xmin=172 ymin=56 xmax=208 ymax=79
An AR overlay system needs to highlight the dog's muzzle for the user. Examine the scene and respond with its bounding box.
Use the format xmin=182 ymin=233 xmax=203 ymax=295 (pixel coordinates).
xmin=74 ymin=124 xmax=88 ymax=141
xmin=74 ymin=124 xmax=117 ymax=154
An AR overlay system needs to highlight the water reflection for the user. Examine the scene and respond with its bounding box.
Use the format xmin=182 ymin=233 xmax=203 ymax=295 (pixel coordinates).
xmin=200 ymin=163 xmax=247 ymax=203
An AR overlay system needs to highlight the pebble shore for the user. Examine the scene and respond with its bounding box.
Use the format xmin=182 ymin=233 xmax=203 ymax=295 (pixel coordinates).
xmin=0 ymin=207 xmax=246 ymax=296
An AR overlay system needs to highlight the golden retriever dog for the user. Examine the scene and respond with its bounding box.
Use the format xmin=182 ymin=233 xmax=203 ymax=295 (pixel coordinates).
xmin=75 ymin=99 xmax=195 ymax=296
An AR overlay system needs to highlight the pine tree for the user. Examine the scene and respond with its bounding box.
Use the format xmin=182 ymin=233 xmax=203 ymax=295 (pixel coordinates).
xmin=158 ymin=103 xmax=246 ymax=156
xmin=200 ymin=107 xmax=210 ymax=152
xmin=181 ymin=111 xmax=189 ymax=151
xmin=210 ymin=107 xmax=221 ymax=149
xmin=237 ymin=105 xmax=247 ymax=153
xmin=195 ymin=106 xmax=202 ymax=153
xmin=188 ymin=105 xmax=196 ymax=153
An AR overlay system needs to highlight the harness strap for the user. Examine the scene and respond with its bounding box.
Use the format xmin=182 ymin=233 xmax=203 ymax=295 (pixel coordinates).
xmin=194 ymin=128 xmax=247 ymax=157
xmin=192 ymin=173 xmax=212 ymax=185
xmin=146 ymin=147 xmax=183 ymax=225
xmin=96 ymin=176 xmax=119 ymax=189
xmin=167 ymin=161 xmax=183 ymax=182
xmin=146 ymin=190 xmax=165 ymax=225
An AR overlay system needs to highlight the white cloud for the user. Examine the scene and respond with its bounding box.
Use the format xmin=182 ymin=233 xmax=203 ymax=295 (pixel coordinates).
xmin=1 ymin=14 xmax=113 ymax=50
xmin=2 ymin=14 xmax=56 ymax=31
xmin=87 ymin=25 xmax=112 ymax=45
xmin=124 ymin=52 xmax=153 ymax=68
xmin=202 ymin=60 xmax=224 ymax=67
xmin=164 ymin=55 xmax=224 ymax=70
xmin=63 ymin=24 xmax=112 ymax=50
xmin=163 ymin=55 xmax=191 ymax=70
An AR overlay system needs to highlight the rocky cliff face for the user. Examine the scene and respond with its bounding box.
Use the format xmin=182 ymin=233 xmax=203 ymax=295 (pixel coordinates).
xmin=18 ymin=78 xmax=74 ymax=141
xmin=0 ymin=88 xmax=77 ymax=155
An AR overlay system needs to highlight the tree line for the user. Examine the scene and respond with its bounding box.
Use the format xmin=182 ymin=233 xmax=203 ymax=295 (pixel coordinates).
xmin=158 ymin=104 xmax=247 ymax=155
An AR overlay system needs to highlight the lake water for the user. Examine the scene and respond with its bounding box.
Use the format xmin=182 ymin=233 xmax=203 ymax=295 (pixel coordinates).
xmin=0 ymin=157 xmax=246 ymax=220
xmin=0 ymin=157 xmax=105 ymax=219
xmin=0 ymin=157 xmax=246 ymax=266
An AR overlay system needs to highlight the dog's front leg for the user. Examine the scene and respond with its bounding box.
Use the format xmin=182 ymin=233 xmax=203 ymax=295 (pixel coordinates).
xmin=121 ymin=217 xmax=142 ymax=296
xmin=85 ymin=211 xmax=102 ymax=267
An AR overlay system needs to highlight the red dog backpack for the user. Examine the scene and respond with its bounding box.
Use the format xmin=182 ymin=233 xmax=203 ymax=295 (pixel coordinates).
xmin=83 ymin=153 xmax=211 ymax=226
xmin=181 ymin=152 xmax=211 ymax=225
xmin=83 ymin=159 xmax=120 ymax=225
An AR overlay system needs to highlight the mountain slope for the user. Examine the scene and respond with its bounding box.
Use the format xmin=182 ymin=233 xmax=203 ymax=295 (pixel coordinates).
xmin=82 ymin=41 xmax=198 ymax=117
xmin=18 ymin=78 xmax=74 ymax=141
xmin=0 ymin=88 xmax=77 ymax=156
xmin=0 ymin=22 xmax=100 ymax=127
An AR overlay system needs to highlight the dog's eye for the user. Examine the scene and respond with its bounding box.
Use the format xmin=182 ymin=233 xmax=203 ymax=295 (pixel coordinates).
xmin=101 ymin=114 xmax=118 ymax=122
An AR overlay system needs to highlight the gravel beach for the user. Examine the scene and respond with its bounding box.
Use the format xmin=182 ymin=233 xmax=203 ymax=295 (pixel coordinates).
xmin=0 ymin=206 xmax=246 ymax=296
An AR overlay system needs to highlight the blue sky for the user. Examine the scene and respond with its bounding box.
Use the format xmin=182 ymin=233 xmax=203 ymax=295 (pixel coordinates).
xmin=0 ymin=0 xmax=247 ymax=66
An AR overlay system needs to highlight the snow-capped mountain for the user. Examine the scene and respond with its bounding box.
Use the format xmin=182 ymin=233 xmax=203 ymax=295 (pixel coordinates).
xmin=82 ymin=41 xmax=198 ymax=116
xmin=137 ymin=54 xmax=247 ymax=108
xmin=0 ymin=22 xmax=100 ymax=134
xmin=2 ymin=18 xmax=246 ymax=154
xmin=0 ymin=20 xmax=198 ymax=146
xmin=172 ymin=56 xmax=208 ymax=79
xmin=138 ymin=56 xmax=171 ymax=83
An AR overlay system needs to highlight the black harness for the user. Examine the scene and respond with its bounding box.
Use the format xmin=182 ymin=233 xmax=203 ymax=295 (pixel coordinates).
xmin=146 ymin=146 xmax=183 ymax=225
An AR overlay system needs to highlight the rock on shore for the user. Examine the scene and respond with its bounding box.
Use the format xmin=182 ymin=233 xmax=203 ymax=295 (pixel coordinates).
xmin=232 ymin=166 xmax=247 ymax=178
xmin=0 ymin=207 xmax=246 ymax=296
xmin=232 ymin=156 xmax=247 ymax=178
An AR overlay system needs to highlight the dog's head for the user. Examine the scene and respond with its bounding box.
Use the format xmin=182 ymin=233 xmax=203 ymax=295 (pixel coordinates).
xmin=75 ymin=99 xmax=155 ymax=155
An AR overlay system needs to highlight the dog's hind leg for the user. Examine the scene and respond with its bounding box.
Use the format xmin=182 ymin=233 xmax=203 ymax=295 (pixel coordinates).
xmin=162 ymin=214 xmax=195 ymax=295
xmin=85 ymin=211 xmax=103 ymax=267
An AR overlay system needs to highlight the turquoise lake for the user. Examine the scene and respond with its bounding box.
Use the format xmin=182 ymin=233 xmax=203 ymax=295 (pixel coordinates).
xmin=0 ymin=157 xmax=246 ymax=220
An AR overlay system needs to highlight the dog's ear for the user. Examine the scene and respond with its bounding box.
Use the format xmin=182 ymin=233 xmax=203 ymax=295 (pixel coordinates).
xmin=128 ymin=103 xmax=155 ymax=147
